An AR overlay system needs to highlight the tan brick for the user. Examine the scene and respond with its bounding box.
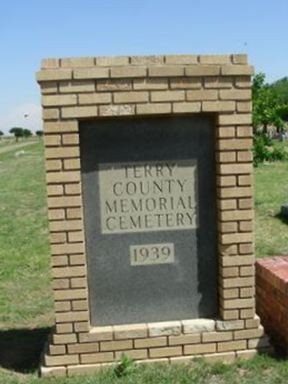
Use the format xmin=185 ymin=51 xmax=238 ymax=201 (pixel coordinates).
xmin=54 ymin=301 xmax=71 ymax=312
xmin=49 ymin=345 xmax=66 ymax=355
xmin=45 ymin=354 xmax=79 ymax=367
xmin=222 ymin=277 xmax=254 ymax=288
xmin=151 ymin=90 xmax=185 ymax=102
xmin=220 ymin=288 xmax=239 ymax=299
xmin=115 ymin=349 xmax=148 ymax=360
xmin=97 ymin=79 xmax=132 ymax=91
xmin=217 ymin=176 xmax=237 ymax=187
xmin=245 ymin=316 xmax=260 ymax=329
xmin=45 ymin=146 xmax=79 ymax=159
xmin=79 ymin=93 xmax=112 ymax=105
xmin=81 ymin=352 xmax=114 ymax=364
xmin=221 ymin=210 xmax=253 ymax=221
xmin=52 ymin=255 xmax=69 ymax=267
xmin=52 ymin=266 xmax=86 ymax=278
xmin=186 ymin=90 xmax=218 ymax=101
xmin=53 ymin=333 xmax=77 ymax=344
xmin=221 ymin=255 xmax=254 ymax=267
xmin=65 ymin=184 xmax=81 ymax=195
xmin=68 ymin=343 xmax=99 ymax=354
xmin=232 ymin=55 xmax=248 ymax=65
xmin=236 ymin=349 xmax=258 ymax=359
xmin=62 ymin=134 xmax=79 ymax=146
xmin=219 ymin=163 xmax=252 ymax=175
xmin=56 ymin=323 xmax=73 ymax=333
xmin=72 ymin=298 xmax=88 ymax=309
xmin=218 ymin=114 xmax=252 ymax=126
xmin=43 ymin=108 xmax=60 ymax=120
xmin=44 ymin=121 xmax=78 ymax=133
xmin=59 ymin=81 xmax=95 ymax=93
xmin=131 ymin=55 xmax=164 ymax=65
xmin=41 ymin=58 xmax=60 ymax=69
xmin=240 ymin=287 xmax=255 ymax=298
xmin=50 ymin=220 xmax=82 ymax=232
xmin=79 ymin=327 xmax=113 ymax=343
xmin=62 ymin=106 xmax=98 ymax=119
xmin=248 ymin=336 xmax=269 ymax=349
xmin=99 ymin=104 xmax=135 ymax=116
xmin=217 ymin=126 xmax=235 ymax=138
xmin=182 ymin=319 xmax=215 ymax=334
xmin=239 ymin=243 xmax=253 ymax=254
xmin=100 ymin=340 xmax=132 ymax=351
xmin=97 ymin=56 xmax=129 ymax=66
xmin=237 ymin=102 xmax=252 ymax=113
xmin=218 ymin=340 xmax=246 ymax=352
xmin=220 ymin=90 xmax=251 ymax=100
xmin=68 ymin=231 xmax=84 ymax=243
xmin=134 ymin=337 xmax=167 ymax=349
xmin=173 ymin=102 xmax=201 ymax=113
xmin=165 ymin=55 xmax=198 ymax=64
xmin=149 ymin=66 xmax=184 ymax=77
xmin=220 ymin=266 xmax=239 ymax=277
xmin=204 ymin=77 xmax=232 ymax=89
xmin=67 ymin=208 xmax=82 ymax=219
xmin=52 ymin=278 xmax=69 ymax=289
xmin=62 ymin=159 xmax=80 ymax=171
xmin=114 ymin=324 xmax=148 ymax=339
xmin=41 ymin=366 xmax=67 ymax=378
xmin=170 ymin=77 xmax=201 ymax=89
xmin=217 ymin=199 xmax=237 ymax=211
xmin=234 ymin=327 xmax=264 ymax=340
xmin=50 ymin=233 xmax=67 ymax=245
xmin=184 ymin=343 xmax=216 ymax=355
xmin=134 ymin=78 xmax=168 ymax=90
xmin=111 ymin=66 xmax=146 ymax=78
xmin=46 ymin=171 xmax=80 ymax=184
xmin=221 ymin=232 xmax=253 ymax=245
xmin=42 ymin=94 xmax=77 ymax=107
xmin=202 ymin=101 xmax=235 ymax=112
xmin=69 ymin=254 xmax=86 ymax=265
xmin=48 ymin=209 xmax=65 ymax=220
xmin=56 ymin=311 xmax=89 ymax=323
xmin=44 ymin=135 xmax=61 ymax=146
xmin=222 ymin=298 xmax=254 ymax=309
xmin=136 ymin=103 xmax=171 ymax=115
xmin=114 ymin=91 xmax=148 ymax=103
xmin=54 ymin=288 xmax=87 ymax=301
xmin=150 ymin=346 xmax=182 ymax=358
xmin=221 ymin=65 xmax=254 ymax=76
xmin=61 ymin=57 xmax=94 ymax=67
xmin=185 ymin=66 xmax=220 ymax=76
xmin=149 ymin=321 xmax=181 ymax=336
xmin=45 ymin=159 xmax=62 ymax=171
xmin=239 ymin=221 xmax=253 ymax=232
xmin=48 ymin=196 xmax=81 ymax=208
xmin=240 ymin=308 xmax=255 ymax=319
xmin=199 ymin=55 xmax=231 ymax=64
xmin=168 ymin=334 xmax=200 ymax=346
xmin=218 ymin=221 xmax=237 ymax=233
xmin=41 ymin=81 xmax=58 ymax=94
xmin=220 ymin=309 xmax=239 ymax=321
xmin=66 ymin=364 xmax=105 ymax=376
xmin=37 ymin=69 xmax=72 ymax=82
xmin=51 ymin=243 xmax=84 ymax=255
xmin=47 ymin=184 xmax=64 ymax=196
xmin=238 ymin=175 xmax=252 ymax=186
xmin=219 ymin=244 xmax=238 ymax=256
xmin=74 ymin=321 xmax=89 ymax=333
xmin=237 ymin=151 xmax=252 ymax=163
xmin=202 ymin=331 xmax=233 ymax=343
xmin=220 ymin=187 xmax=252 ymax=199
xmin=217 ymin=151 xmax=236 ymax=163
xmin=73 ymin=67 xmax=108 ymax=80
xmin=218 ymin=138 xmax=252 ymax=151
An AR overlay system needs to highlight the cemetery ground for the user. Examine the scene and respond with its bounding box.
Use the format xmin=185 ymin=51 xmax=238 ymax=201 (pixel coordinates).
xmin=0 ymin=142 xmax=288 ymax=383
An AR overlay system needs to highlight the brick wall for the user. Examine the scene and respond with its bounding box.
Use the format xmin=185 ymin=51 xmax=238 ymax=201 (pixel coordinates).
xmin=256 ymin=256 xmax=288 ymax=352
xmin=37 ymin=54 xmax=268 ymax=377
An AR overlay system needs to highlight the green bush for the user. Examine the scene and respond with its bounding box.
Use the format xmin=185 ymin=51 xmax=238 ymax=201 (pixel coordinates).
xmin=253 ymin=133 xmax=288 ymax=166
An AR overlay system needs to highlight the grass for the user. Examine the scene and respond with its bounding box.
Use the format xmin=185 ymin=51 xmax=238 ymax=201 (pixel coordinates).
xmin=0 ymin=142 xmax=288 ymax=383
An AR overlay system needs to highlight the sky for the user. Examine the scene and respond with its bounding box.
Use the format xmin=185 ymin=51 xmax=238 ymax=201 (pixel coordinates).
xmin=0 ymin=0 xmax=287 ymax=134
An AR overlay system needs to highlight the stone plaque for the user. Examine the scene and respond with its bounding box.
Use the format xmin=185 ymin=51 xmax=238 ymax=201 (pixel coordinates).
xmin=80 ymin=115 xmax=218 ymax=326
xmin=98 ymin=160 xmax=198 ymax=234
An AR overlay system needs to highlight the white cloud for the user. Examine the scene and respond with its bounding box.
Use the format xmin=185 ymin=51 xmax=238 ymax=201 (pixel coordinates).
xmin=0 ymin=103 xmax=42 ymax=134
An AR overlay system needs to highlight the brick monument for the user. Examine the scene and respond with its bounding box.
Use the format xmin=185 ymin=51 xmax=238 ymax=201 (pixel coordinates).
xmin=37 ymin=54 xmax=268 ymax=377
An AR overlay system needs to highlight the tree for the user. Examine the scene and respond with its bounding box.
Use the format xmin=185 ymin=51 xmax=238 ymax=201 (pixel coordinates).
xmin=23 ymin=129 xmax=32 ymax=138
xmin=9 ymin=127 xmax=24 ymax=142
xmin=252 ymin=73 xmax=286 ymax=134
xmin=36 ymin=130 xmax=43 ymax=138
xmin=0 ymin=131 xmax=3 ymax=139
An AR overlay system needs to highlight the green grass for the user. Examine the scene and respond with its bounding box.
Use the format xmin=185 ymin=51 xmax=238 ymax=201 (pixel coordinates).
xmin=0 ymin=142 xmax=288 ymax=383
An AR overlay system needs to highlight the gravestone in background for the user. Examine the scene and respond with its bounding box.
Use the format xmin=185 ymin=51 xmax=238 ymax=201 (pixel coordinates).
xmin=37 ymin=54 xmax=267 ymax=377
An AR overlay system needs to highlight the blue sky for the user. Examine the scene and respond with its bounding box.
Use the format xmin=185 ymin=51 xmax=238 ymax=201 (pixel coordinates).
xmin=0 ymin=0 xmax=287 ymax=133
